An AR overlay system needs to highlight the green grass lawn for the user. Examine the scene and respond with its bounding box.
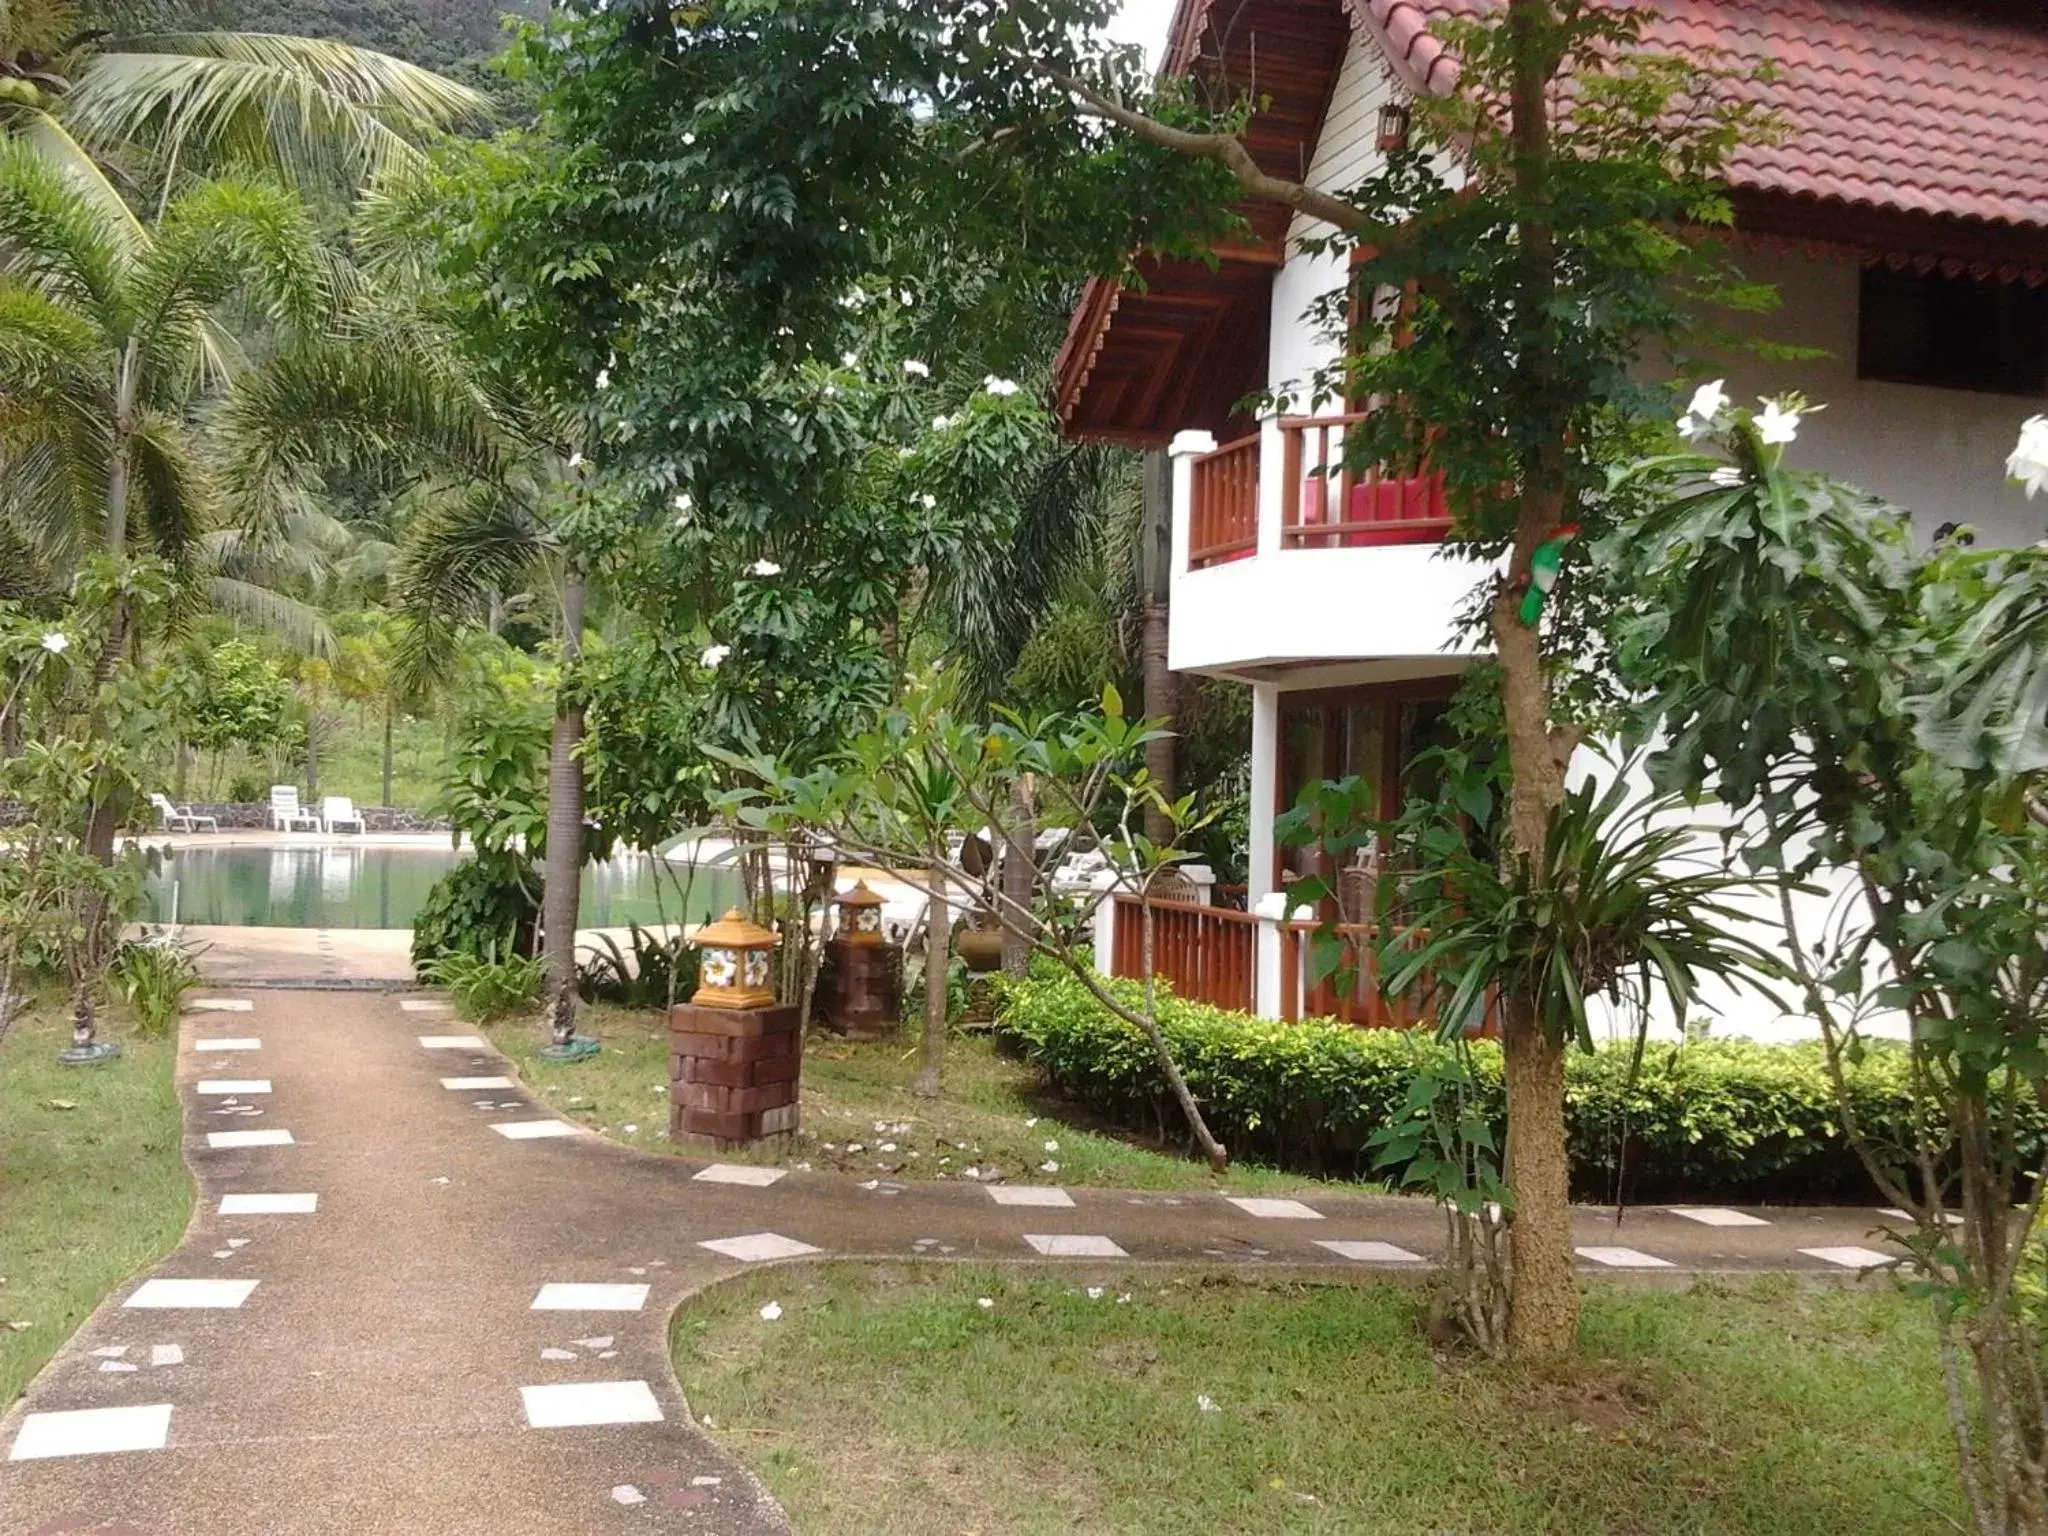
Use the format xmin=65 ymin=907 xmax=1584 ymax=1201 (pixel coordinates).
xmin=490 ymin=1004 xmax=1374 ymax=1196
xmin=675 ymin=1264 xmax=1963 ymax=1536
xmin=0 ymin=999 xmax=191 ymax=1406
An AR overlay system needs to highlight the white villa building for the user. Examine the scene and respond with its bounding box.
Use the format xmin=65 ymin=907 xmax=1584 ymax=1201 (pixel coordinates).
xmin=1063 ymin=0 xmax=2048 ymax=1031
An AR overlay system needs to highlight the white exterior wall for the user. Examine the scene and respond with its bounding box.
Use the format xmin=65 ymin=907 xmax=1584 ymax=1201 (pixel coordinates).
xmin=1708 ymin=248 xmax=2046 ymax=545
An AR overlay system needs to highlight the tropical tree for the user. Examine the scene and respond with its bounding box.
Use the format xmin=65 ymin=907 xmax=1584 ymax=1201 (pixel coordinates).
xmin=0 ymin=0 xmax=490 ymax=209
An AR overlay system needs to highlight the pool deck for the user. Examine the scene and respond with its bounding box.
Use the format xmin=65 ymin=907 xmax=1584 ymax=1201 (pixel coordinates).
xmin=159 ymin=924 xmax=704 ymax=987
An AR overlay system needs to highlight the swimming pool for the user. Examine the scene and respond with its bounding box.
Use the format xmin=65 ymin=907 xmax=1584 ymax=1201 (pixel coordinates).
xmin=141 ymin=844 xmax=742 ymax=930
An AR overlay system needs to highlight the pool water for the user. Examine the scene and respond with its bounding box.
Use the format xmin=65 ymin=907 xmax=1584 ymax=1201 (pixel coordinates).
xmin=141 ymin=844 xmax=741 ymax=930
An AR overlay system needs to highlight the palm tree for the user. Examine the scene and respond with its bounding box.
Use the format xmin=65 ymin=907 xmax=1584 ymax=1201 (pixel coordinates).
xmin=1 ymin=0 xmax=489 ymax=211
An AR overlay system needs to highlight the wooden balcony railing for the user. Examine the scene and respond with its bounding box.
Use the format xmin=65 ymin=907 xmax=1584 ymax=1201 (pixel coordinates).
xmin=1279 ymin=414 xmax=1451 ymax=550
xmin=1187 ymin=432 xmax=1260 ymax=568
xmin=1279 ymin=920 xmax=1501 ymax=1032
xmin=1109 ymin=894 xmax=1256 ymax=1013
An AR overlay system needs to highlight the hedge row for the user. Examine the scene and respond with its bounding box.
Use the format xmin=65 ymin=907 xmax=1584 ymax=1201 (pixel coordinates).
xmin=993 ymin=971 xmax=2043 ymax=1202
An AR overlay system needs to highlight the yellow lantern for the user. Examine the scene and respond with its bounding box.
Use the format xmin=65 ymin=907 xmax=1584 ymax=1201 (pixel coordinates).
xmin=833 ymin=881 xmax=887 ymax=945
xmin=694 ymin=908 xmax=778 ymax=1010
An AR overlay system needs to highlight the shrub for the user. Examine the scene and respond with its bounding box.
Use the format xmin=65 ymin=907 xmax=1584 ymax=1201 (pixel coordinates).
xmin=107 ymin=933 xmax=204 ymax=1038
xmin=426 ymin=946 xmax=548 ymax=1024
xmin=577 ymin=924 xmax=699 ymax=1009
xmin=225 ymin=773 xmax=266 ymax=804
xmin=993 ymin=971 xmax=2045 ymax=1202
xmin=410 ymin=854 xmax=539 ymax=977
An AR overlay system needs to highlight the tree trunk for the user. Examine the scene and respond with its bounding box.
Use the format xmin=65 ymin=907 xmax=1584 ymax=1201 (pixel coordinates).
xmin=543 ymin=567 xmax=588 ymax=1045
xmin=1139 ymin=451 xmax=1178 ymax=845
xmin=304 ymin=713 xmax=320 ymax=800
xmin=381 ymin=701 xmax=395 ymax=807
xmin=1001 ymin=775 xmax=1038 ymax=975
xmin=1501 ymin=995 xmax=1576 ymax=1358
xmin=914 ymin=877 xmax=950 ymax=1098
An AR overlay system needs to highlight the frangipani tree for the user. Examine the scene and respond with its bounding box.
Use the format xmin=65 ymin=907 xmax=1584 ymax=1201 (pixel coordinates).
xmin=1611 ymin=397 xmax=2048 ymax=1536
xmin=722 ymin=681 xmax=1229 ymax=1166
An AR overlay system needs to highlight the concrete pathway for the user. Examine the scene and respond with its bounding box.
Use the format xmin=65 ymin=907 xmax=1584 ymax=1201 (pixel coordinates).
xmin=0 ymin=991 xmax=1919 ymax=1534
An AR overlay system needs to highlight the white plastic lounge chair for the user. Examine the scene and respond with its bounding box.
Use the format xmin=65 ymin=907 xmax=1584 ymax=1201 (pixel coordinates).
xmin=270 ymin=785 xmax=320 ymax=833
xmin=322 ymin=795 xmax=366 ymax=835
xmin=150 ymin=792 xmax=219 ymax=833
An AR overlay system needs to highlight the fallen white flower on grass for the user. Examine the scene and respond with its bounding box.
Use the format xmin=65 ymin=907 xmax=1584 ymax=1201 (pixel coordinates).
xmin=1196 ymin=1395 xmax=1220 ymax=1414
xmin=902 ymin=359 xmax=930 ymax=377
xmin=976 ymin=1297 xmax=995 ymax=1311
xmin=759 ymin=1301 xmax=783 ymax=1322
xmin=880 ymin=1142 xmax=897 ymax=1153
xmin=40 ymin=631 xmax=68 ymax=654
xmin=623 ymin=1124 xmax=638 ymax=1134
xmin=2010 ymin=415 xmax=2048 ymax=499
xmin=749 ymin=559 xmax=782 ymax=577
xmin=1025 ymin=1117 xmax=1039 ymax=1128
xmin=1043 ymin=1140 xmax=1059 ymax=1153
xmin=1086 ymin=1286 xmax=1104 ymax=1300
xmin=700 ymin=644 xmax=731 ymax=669
xmin=1040 ymin=1160 xmax=1060 ymax=1174
xmin=1755 ymin=399 xmax=1802 ymax=445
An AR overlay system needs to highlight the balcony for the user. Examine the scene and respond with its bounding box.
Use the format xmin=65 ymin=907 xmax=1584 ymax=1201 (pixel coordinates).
xmin=1168 ymin=413 xmax=1484 ymax=678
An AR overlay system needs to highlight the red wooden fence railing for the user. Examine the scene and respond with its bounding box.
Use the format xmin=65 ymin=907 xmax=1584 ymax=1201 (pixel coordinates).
xmin=1279 ymin=413 xmax=1451 ymax=550
xmin=1279 ymin=919 xmax=1500 ymax=1034
xmin=1187 ymin=433 xmax=1261 ymax=568
xmin=1108 ymin=894 xmax=1257 ymax=1013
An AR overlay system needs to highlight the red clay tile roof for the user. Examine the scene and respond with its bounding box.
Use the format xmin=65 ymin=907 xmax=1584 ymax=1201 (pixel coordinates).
xmin=1353 ymin=0 xmax=2048 ymax=229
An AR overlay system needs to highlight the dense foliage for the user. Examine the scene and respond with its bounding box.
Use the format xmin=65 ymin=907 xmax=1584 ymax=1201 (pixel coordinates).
xmin=996 ymin=970 xmax=2018 ymax=1203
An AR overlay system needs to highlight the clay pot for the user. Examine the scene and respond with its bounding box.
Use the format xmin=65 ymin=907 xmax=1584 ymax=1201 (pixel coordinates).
xmin=956 ymin=925 xmax=1006 ymax=973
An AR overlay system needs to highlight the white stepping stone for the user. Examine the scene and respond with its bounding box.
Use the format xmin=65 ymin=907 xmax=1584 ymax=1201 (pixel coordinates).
xmin=570 ymin=1335 xmax=614 ymax=1350
xmin=613 ymin=1485 xmax=647 ymax=1506
xmin=189 ymin=999 xmax=253 ymax=1013
xmin=150 ymin=1345 xmax=184 ymax=1367
xmin=442 ymin=1076 xmax=516 ymax=1091
xmin=125 ymin=1278 xmax=258 ymax=1309
xmin=400 ymin=999 xmax=452 ymax=1013
xmin=698 ymin=1232 xmax=822 ymax=1263
xmin=193 ymin=1038 xmax=259 ymax=1052
xmin=207 ymin=1129 xmax=293 ymax=1149
xmin=540 ymin=1348 xmax=576 ymax=1361
xmin=987 ymin=1185 xmax=1074 ymax=1208
xmin=196 ymin=1079 xmax=270 ymax=1095
xmin=693 ymin=1163 xmax=788 ymax=1187
xmin=9 ymin=1404 xmax=172 ymax=1461
xmin=531 ymin=1283 xmax=649 ymax=1312
xmin=98 ymin=1360 xmax=137 ymax=1374
xmin=1667 ymin=1206 xmax=1770 ymax=1227
xmin=1803 ymin=1245 xmax=1897 ymax=1269
xmin=1878 ymin=1207 xmax=1963 ymax=1225
xmin=1575 ymin=1246 xmax=1674 ymax=1269
xmin=1317 ymin=1239 xmax=1425 ymax=1263
xmin=1023 ymin=1234 xmax=1128 ymax=1258
xmin=519 ymin=1380 xmax=663 ymax=1429
xmin=418 ymin=1035 xmax=486 ymax=1049
xmin=88 ymin=1346 xmax=128 ymax=1360
xmin=490 ymin=1120 xmax=584 ymax=1140
xmin=1226 ymin=1197 xmax=1323 ymax=1220
xmin=219 ymin=1193 xmax=317 ymax=1215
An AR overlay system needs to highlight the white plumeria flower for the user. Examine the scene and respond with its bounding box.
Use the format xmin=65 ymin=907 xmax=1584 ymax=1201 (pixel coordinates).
xmin=1196 ymin=1395 xmax=1220 ymax=1414
xmin=1684 ymin=379 xmax=1730 ymax=423
xmin=40 ymin=631 xmax=69 ymax=655
xmin=2009 ymin=415 xmax=2048 ymax=500
xmin=1039 ymin=1160 xmax=1060 ymax=1173
xmin=1755 ymin=399 xmax=1802 ymax=445
xmin=919 ymin=493 xmax=937 ymax=510
xmin=681 ymin=132 xmax=697 ymax=146
xmin=673 ymin=492 xmax=693 ymax=513
xmin=1042 ymin=1139 xmax=1059 ymax=1153
xmin=976 ymin=1297 xmax=995 ymax=1311
xmin=758 ymin=1301 xmax=782 ymax=1322
xmin=1707 ymin=466 xmax=1744 ymax=488
xmin=566 ymin=451 xmax=583 ymax=469
xmin=750 ymin=559 xmax=782 ymax=577
xmin=841 ymin=351 xmax=859 ymax=368
xmin=1086 ymin=1286 xmax=1104 ymax=1300
xmin=902 ymin=359 xmax=930 ymax=378
xmin=983 ymin=375 xmax=1020 ymax=397
xmin=899 ymin=289 xmax=915 ymax=306
xmin=699 ymin=644 xmax=730 ymax=669
xmin=931 ymin=414 xmax=954 ymax=431
xmin=595 ymin=367 xmax=610 ymax=390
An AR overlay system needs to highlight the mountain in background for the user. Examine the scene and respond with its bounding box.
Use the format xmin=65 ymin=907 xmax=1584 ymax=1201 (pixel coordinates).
xmin=163 ymin=0 xmax=543 ymax=78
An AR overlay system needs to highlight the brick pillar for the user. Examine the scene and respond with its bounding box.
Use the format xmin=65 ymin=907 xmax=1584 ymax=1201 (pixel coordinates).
xmin=669 ymin=1002 xmax=802 ymax=1151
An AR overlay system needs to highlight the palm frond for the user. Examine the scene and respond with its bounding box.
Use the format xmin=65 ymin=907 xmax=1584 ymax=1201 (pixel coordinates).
xmin=209 ymin=337 xmax=509 ymax=539
xmin=0 ymin=137 xmax=129 ymax=325
xmin=206 ymin=574 xmax=335 ymax=655
xmin=126 ymin=405 xmax=206 ymax=565
xmin=61 ymin=34 xmax=492 ymax=193
xmin=14 ymin=108 xmax=150 ymax=257
xmin=388 ymin=483 xmax=549 ymax=697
